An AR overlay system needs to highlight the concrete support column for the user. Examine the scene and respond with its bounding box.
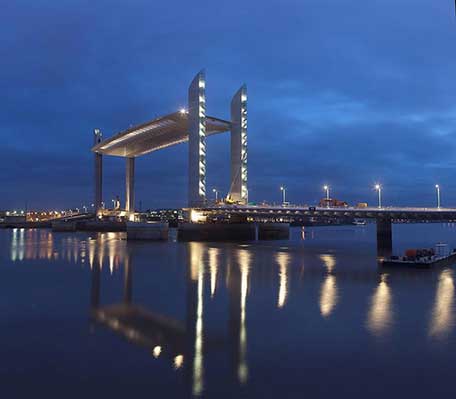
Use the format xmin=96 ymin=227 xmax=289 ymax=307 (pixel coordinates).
xmin=93 ymin=129 xmax=103 ymax=213
xmin=230 ymin=85 xmax=248 ymax=204
xmin=188 ymin=70 xmax=207 ymax=207
xmin=376 ymin=218 xmax=393 ymax=257
xmin=125 ymin=157 xmax=135 ymax=215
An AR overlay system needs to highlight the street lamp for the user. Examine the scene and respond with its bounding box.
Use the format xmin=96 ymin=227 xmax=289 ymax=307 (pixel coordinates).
xmin=323 ymin=185 xmax=330 ymax=200
xmin=435 ymin=184 xmax=441 ymax=209
xmin=212 ymin=188 xmax=219 ymax=202
xmin=280 ymin=186 xmax=286 ymax=205
xmin=375 ymin=184 xmax=382 ymax=208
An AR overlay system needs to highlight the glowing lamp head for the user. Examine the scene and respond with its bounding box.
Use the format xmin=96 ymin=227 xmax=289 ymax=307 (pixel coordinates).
xmin=152 ymin=346 xmax=162 ymax=358
xmin=174 ymin=354 xmax=184 ymax=369
xmin=375 ymin=184 xmax=381 ymax=190
xmin=179 ymin=108 xmax=187 ymax=114
xmin=435 ymin=184 xmax=440 ymax=189
xmin=323 ymin=185 xmax=328 ymax=191
xmin=280 ymin=186 xmax=284 ymax=191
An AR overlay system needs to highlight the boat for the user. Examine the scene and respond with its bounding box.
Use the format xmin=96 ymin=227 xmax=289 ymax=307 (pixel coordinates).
xmin=381 ymin=244 xmax=456 ymax=268
xmin=352 ymin=218 xmax=367 ymax=226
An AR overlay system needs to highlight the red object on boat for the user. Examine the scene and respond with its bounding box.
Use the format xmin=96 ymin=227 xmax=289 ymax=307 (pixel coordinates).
xmin=405 ymin=249 xmax=417 ymax=258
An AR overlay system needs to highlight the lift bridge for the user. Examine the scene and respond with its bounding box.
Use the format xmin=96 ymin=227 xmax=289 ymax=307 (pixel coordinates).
xmin=91 ymin=70 xmax=456 ymax=254
xmin=91 ymin=70 xmax=247 ymax=219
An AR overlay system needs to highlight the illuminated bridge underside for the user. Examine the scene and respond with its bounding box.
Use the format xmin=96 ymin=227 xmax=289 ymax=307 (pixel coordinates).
xmin=91 ymin=112 xmax=231 ymax=157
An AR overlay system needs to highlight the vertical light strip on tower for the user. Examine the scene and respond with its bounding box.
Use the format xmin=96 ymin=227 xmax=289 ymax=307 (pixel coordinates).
xmin=240 ymin=87 xmax=248 ymax=203
xmin=230 ymin=85 xmax=248 ymax=204
xmin=188 ymin=71 xmax=207 ymax=207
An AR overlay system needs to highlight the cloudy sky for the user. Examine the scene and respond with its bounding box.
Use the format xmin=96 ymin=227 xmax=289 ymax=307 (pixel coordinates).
xmin=1 ymin=0 xmax=455 ymax=210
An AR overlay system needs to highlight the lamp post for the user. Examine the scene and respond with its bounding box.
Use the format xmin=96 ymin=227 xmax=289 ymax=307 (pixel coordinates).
xmin=375 ymin=184 xmax=382 ymax=209
xmin=212 ymin=188 xmax=219 ymax=202
xmin=280 ymin=186 xmax=286 ymax=205
xmin=323 ymin=185 xmax=330 ymax=208
xmin=323 ymin=185 xmax=330 ymax=200
xmin=435 ymin=184 xmax=441 ymax=209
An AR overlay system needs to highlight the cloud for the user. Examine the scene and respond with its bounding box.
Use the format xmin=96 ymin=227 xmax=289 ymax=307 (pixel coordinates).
xmin=1 ymin=0 xmax=456 ymax=209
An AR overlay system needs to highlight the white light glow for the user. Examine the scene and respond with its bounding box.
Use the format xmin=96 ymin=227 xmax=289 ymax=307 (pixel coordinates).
xmin=152 ymin=346 xmax=162 ymax=358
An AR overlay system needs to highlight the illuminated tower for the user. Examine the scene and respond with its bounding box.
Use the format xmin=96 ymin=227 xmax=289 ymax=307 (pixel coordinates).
xmin=188 ymin=71 xmax=207 ymax=207
xmin=230 ymin=85 xmax=248 ymax=204
xmin=93 ymin=128 xmax=103 ymax=213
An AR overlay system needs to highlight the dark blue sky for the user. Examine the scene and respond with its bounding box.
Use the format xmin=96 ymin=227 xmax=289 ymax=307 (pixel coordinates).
xmin=1 ymin=0 xmax=456 ymax=210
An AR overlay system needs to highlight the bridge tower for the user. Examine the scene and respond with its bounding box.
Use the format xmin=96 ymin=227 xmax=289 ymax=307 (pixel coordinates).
xmin=230 ymin=85 xmax=248 ymax=204
xmin=188 ymin=71 xmax=207 ymax=207
xmin=93 ymin=129 xmax=103 ymax=214
xmin=125 ymin=157 xmax=135 ymax=219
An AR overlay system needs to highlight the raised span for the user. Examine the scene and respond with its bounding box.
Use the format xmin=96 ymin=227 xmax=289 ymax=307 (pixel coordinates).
xmin=91 ymin=111 xmax=231 ymax=157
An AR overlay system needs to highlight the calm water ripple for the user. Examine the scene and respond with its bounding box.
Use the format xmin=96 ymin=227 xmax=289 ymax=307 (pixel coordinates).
xmin=2 ymin=223 xmax=456 ymax=398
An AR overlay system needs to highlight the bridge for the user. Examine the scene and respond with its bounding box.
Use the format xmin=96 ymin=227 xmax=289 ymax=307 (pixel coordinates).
xmin=91 ymin=70 xmax=248 ymax=219
xmin=90 ymin=69 xmax=456 ymax=254
xmin=191 ymin=205 xmax=456 ymax=254
xmin=202 ymin=205 xmax=456 ymax=221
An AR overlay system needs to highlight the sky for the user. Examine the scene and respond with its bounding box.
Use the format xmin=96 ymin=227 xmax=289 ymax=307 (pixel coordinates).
xmin=1 ymin=0 xmax=456 ymax=210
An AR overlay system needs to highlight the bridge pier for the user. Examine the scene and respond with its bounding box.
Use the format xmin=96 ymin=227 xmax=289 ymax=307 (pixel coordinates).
xmin=257 ymin=223 xmax=290 ymax=240
xmin=376 ymin=218 xmax=393 ymax=257
xmin=178 ymin=222 xmax=256 ymax=241
xmin=93 ymin=129 xmax=103 ymax=214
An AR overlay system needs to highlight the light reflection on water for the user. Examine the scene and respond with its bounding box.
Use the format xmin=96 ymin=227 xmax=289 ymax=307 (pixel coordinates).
xmin=319 ymin=254 xmax=338 ymax=318
xmin=3 ymin=224 xmax=456 ymax=397
xmin=429 ymin=269 xmax=454 ymax=339
xmin=276 ymin=252 xmax=289 ymax=308
xmin=366 ymin=274 xmax=393 ymax=337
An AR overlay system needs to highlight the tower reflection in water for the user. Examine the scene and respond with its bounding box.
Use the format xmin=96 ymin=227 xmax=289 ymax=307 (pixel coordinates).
xmin=89 ymin=241 xmax=252 ymax=397
xmin=229 ymin=248 xmax=251 ymax=385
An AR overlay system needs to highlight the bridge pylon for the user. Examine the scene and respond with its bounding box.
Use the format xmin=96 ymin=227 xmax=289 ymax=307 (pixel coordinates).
xmin=93 ymin=128 xmax=103 ymax=214
xmin=229 ymin=85 xmax=248 ymax=204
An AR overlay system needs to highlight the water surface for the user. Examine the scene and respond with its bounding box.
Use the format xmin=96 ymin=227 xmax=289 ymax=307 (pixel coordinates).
xmin=2 ymin=224 xmax=456 ymax=398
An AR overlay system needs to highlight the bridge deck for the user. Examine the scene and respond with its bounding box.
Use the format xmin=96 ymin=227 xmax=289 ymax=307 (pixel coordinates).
xmin=92 ymin=111 xmax=231 ymax=157
xmin=199 ymin=205 xmax=456 ymax=221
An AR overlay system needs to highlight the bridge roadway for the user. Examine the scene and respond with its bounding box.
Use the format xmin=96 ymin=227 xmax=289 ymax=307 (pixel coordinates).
xmin=200 ymin=205 xmax=456 ymax=222
xmin=198 ymin=205 xmax=456 ymax=255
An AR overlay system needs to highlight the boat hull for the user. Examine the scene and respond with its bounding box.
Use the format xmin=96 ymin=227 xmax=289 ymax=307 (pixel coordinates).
xmin=381 ymin=252 xmax=456 ymax=269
